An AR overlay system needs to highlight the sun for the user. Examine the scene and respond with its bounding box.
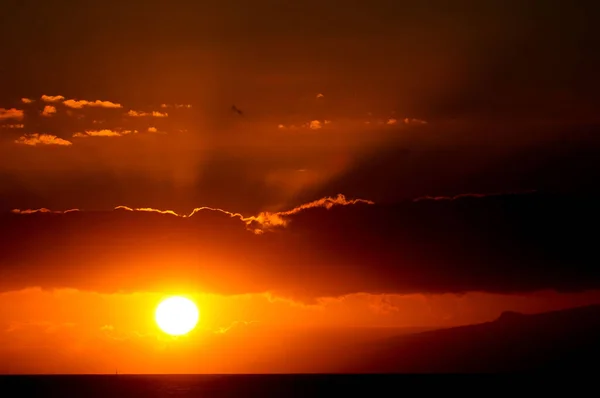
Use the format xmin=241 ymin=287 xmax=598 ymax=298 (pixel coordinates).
xmin=155 ymin=296 xmax=200 ymax=336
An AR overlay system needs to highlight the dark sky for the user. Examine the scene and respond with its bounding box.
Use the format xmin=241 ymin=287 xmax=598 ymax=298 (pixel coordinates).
xmin=2 ymin=0 xmax=599 ymax=118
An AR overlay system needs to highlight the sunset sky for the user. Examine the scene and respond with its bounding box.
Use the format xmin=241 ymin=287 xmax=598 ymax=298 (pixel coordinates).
xmin=1 ymin=0 xmax=600 ymax=373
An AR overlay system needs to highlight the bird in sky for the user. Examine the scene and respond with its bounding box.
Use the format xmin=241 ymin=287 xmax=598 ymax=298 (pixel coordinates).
xmin=231 ymin=105 xmax=243 ymax=116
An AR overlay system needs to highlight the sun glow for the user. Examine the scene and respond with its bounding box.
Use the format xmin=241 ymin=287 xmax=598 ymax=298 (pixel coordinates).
xmin=155 ymin=296 xmax=200 ymax=336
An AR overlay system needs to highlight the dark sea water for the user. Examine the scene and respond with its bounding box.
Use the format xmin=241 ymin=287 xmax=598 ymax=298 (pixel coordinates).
xmin=0 ymin=375 xmax=416 ymax=398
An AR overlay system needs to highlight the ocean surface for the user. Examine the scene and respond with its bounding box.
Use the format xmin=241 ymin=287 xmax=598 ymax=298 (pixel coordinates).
xmin=0 ymin=375 xmax=420 ymax=398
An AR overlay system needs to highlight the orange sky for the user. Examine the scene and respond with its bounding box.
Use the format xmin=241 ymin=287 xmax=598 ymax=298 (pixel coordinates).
xmin=2 ymin=0 xmax=600 ymax=374
xmin=2 ymin=287 xmax=600 ymax=373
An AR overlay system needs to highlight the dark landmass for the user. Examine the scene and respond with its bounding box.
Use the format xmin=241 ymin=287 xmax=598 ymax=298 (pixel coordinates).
xmin=340 ymin=304 xmax=600 ymax=372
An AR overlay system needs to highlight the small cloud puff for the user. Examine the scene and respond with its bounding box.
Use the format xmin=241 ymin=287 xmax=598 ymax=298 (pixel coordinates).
xmin=147 ymin=127 xmax=158 ymax=133
xmin=21 ymin=98 xmax=34 ymax=104
xmin=14 ymin=133 xmax=72 ymax=146
xmin=309 ymin=120 xmax=322 ymax=130
xmin=41 ymin=105 xmax=57 ymax=117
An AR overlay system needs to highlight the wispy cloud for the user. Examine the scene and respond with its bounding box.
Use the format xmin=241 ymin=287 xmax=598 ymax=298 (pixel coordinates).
xmin=11 ymin=208 xmax=79 ymax=214
xmin=0 ymin=108 xmax=25 ymax=121
xmin=127 ymin=110 xmax=168 ymax=117
xmin=40 ymin=95 xmax=65 ymax=103
xmin=2 ymin=124 xmax=24 ymax=129
xmin=160 ymin=104 xmax=192 ymax=109
xmin=41 ymin=105 xmax=57 ymax=117
xmin=278 ymin=120 xmax=332 ymax=130
xmin=112 ymin=194 xmax=373 ymax=233
xmin=14 ymin=134 xmax=72 ymax=146
xmin=72 ymin=129 xmax=135 ymax=138
xmin=147 ymin=127 xmax=158 ymax=133
xmin=63 ymin=99 xmax=122 ymax=109
xmin=21 ymin=98 xmax=34 ymax=104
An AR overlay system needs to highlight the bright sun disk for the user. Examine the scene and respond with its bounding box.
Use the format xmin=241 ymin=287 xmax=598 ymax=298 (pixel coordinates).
xmin=155 ymin=296 xmax=200 ymax=336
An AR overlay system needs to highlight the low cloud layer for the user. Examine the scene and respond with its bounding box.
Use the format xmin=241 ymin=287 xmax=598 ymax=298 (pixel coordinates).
xmin=1 ymin=192 xmax=598 ymax=299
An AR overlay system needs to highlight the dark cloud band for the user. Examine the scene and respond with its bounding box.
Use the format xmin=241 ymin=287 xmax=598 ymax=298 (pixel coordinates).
xmin=1 ymin=191 xmax=598 ymax=299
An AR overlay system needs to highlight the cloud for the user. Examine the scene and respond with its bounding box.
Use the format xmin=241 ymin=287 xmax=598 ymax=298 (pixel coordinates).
xmin=14 ymin=134 xmax=72 ymax=146
xmin=0 ymin=108 xmax=24 ymax=121
xmin=278 ymin=120 xmax=331 ymax=130
xmin=63 ymin=99 xmax=122 ymax=109
xmin=2 ymin=124 xmax=24 ymax=129
xmin=21 ymin=98 xmax=34 ymax=104
xmin=316 ymin=93 xmax=324 ymax=99
xmin=41 ymin=105 xmax=57 ymax=117
xmin=127 ymin=110 xmax=168 ymax=117
xmin=309 ymin=120 xmax=322 ymax=130
xmin=147 ymin=127 xmax=157 ymax=133
xmin=72 ymin=129 xmax=135 ymax=138
xmin=40 ymin=95 xmax=65 ymax=103
xmin=11 ymin=208 xmax=79 ymax=214
xmin=1 ymin=192 xmax=598 ymax=299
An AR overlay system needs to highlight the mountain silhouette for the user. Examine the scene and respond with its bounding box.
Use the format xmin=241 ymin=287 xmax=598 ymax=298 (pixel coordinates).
xmin=340 ymin=304 xmax=600 ymax=373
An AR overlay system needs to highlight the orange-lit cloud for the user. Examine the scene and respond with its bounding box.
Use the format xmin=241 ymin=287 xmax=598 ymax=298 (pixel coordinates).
xmin=112 ymin=193 xmax=372 ymax=233
xmin=72 ymin=129 xmax=135 ymax=138
xmin=127 ymin=110 xmax=168 ymax=117
xmin=40 ymin=95 xmax=65 ymax=103
xmin=21 ymin=98 xmax=34 ymax=104
xmin=14 ymin=134 xmax=72 ymax=146
xmin=147 ymin=127 xmax=158 ymax=133
xmin=278 ymin=120 xmax=333 ymax=130
xmin=2 ymin=124 xmax=24 ymax=129
xmin=63 ymin=99 xmax=122 ymax=109
xmin=0 ymin=108 xmax=25 ymax=121
xmin=11 ymin=208 xmax=79 ymax=214
xmin=316 ymin=93 xmax=325 ymax=99
xmin=41 ymin=105 xmax=57 ymax=117
xmin=309 ymin=120 xmax=322 ymax=130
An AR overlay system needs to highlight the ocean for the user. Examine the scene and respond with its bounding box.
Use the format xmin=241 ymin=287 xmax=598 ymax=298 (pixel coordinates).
xmin=0 ymin=375 xmax=412 ymax=397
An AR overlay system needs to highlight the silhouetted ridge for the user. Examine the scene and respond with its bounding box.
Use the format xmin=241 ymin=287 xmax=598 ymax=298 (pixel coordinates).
xmin=341 ymin=305 xmax=600 ymax=373
xmin=496 ymin=310 xmax=526 ymax=323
